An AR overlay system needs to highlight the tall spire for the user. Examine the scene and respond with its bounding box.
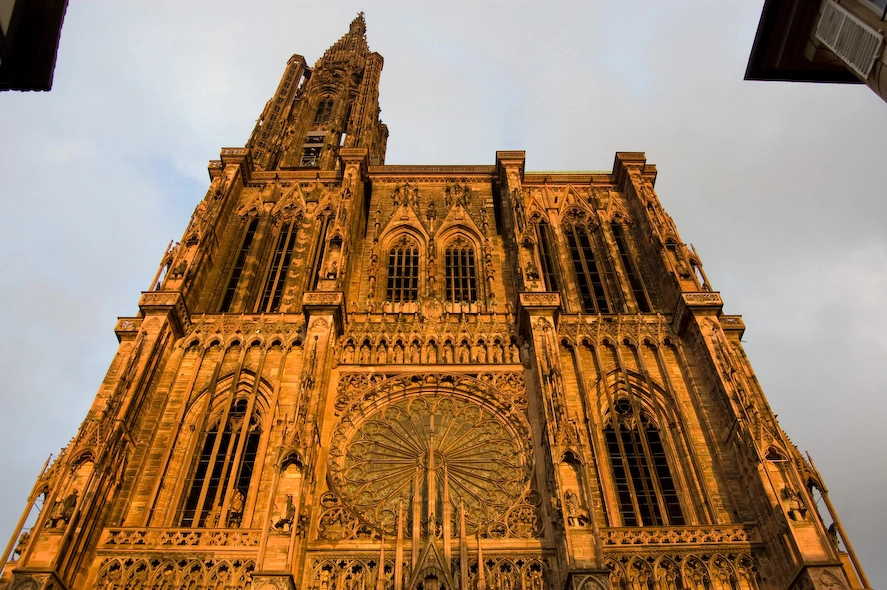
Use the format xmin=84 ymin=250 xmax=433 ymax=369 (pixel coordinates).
xmin=318 ymin=11 xmax=369 ymax=66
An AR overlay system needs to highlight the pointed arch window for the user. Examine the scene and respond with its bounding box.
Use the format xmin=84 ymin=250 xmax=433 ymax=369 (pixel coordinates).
xmin=536 ymin=220 xmax=559 ymax=292
xmin=610 ymin=222 xmax=651 ymax=312
xmin=604 ymin=398 xmax=683 ymax=526
xmin=220 ymin=218 xmax=259 ymax=313
xmin=564 ymin=223 xmax=609 ymax=313
xmin=180 ymin=399 xmax=262 ymax=528
xmin=314 ymin=96 xmax=334 ymax=125
xmin=386 ymin=236 xmax=419 ymax=301
xmin=257 ymin=221 xmax=299 ymax=312
xmin=444 ymin=238 xmax=477 ymax=303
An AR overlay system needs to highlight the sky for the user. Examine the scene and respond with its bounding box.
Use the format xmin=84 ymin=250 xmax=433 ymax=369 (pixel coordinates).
xmin=0 ymin=1 xmax=885 ymax=585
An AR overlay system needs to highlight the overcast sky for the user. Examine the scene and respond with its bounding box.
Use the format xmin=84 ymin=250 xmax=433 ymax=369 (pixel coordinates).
xmin=1 ymin=1 xmax=885 ymax=585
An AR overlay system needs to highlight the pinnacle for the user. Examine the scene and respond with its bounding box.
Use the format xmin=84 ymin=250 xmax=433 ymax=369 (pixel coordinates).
xmin=348 ymin=11 xmax=367 ymax=39
xmin=316 ymin=11 xmax=369 ymax=66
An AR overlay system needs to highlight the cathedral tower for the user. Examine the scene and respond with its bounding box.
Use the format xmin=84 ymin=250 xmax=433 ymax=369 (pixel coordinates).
xmin=1 ymin=14 xmax=869 ymax=590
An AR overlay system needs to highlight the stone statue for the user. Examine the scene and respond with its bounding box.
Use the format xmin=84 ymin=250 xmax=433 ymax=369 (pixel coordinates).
xmin=520 ymin=342 xmax=531 ymax=366
xmin=525 ymin=260 xmax=540 ymax=281
xmin=228 ymin=488 xmax=246 ymax=527
xmin=48 ymin=490 xmax=78 ymax=529
xmin=170 ymin=258 xmax=188 ymax=279
xmin=564 ymin=490 xmax=588 ymax=527
xmin=274 ymin=494 xmax=296 ymax=531
xmin=325 ymin=260 xmax=339 ymax=279
xmin=14 ymin=531 xmax=29 ymax=559
xmin=443 ymin=343 xmax=454 ymax=363
xmin=782 ymin=487 xmax=808 ymax=522
xmin=204 ymin=504 xmax=221 ymax=528
xmin=475 ymin=344 xmax=487 ymax=363
xmin=493 ymin=344 xmax=504 ymax=363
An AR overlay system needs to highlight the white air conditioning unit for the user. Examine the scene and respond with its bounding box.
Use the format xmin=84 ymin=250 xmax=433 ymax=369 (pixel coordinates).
xmin=815 ymin=0 xmax=884 ymax=78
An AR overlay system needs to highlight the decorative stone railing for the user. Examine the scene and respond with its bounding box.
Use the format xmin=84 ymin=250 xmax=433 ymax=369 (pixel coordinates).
xmin=600 ymin=526 xmax=754 ymax=547
xmin=101 ymin=528 xmax=261 ymax=551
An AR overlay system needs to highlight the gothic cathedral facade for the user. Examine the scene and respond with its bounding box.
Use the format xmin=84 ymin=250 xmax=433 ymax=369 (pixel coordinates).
xmin=0 ymin=14 xmax=870 ymax=590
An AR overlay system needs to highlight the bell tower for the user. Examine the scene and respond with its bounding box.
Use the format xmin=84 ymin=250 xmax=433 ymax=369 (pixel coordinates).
xmin=247 ymin=12 xmax=388 ymax=172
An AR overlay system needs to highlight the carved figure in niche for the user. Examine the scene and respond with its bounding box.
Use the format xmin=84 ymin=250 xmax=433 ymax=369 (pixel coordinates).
xmin=204 ymin=504 xmax=221 ymax=528
xmin=668 ymin=241 xmax=692 ymax=279
xmin=48 ymin=490 xmax=78 ymax=529
xmin=410 ymin=186 xmax=419 ymax=206
xmin=393 ymin=342 xmax=404 ymax=364
xmin=367 ymin=259 xmax=379 ymax=294
xmin=828 ymin=523 xmax=840 ymax=548
xmin=373 ymin=209 xmax=382 ymax=237
xmin=13 ymin=531 xmax=29 ymax=559
xmin=509 ymin=342 xmax=521 ymax=364
xmin=520 ymin=342 xmax=531 ymax=367
xmin=344 ymin=165 xmax=358 ymax=188
xmin=564 ymin=490 xmax=588 ymax=527
xmin=782 ymin=487 xmax=808 ymax=521
xmin=475 ymin=343 xmax=487 ymax=364
xmin=228 ymin=488 xmax=246 ymax=527
xmin=529 ymin=568 xmax=544 ymax=590
xmin=410 ymin=342 xmax=421 ymax=363
xmin=319 ymin=569 xmax=332 ymax=590
xmin=444 ymin=185 xmax=453 ymax=208
xmin=493 ymin=343 xmax=504 ymax=363
xmin=274 ymin=495 xmax=296 ymax=531
xmin=426 ymin=201 xmax=437 ymax=222
xmin=359 ymin=344 xmax=371 ymax=364
xmin=376 ymin=343 xmax=388 ymax=364
xmin=427 ymin=257 xmax=436 ymax=288
xmin=458 ymin=342 xmax=470 ymax=363
xmin=391 ymin=185 xmax=401 ymax=206
xmin=325 ymin=260 xmax=339 ymax=279
xmin=525 ymin=260 xmax=540 ymax=281
xmin=170 ymin=257 xmax=188 ymax=279
xmin=512 ymin=188 xmax=526 ymax=233
xmin=426 ymin=343 xmax=438 ymax=364
xmin=344 ymin=343 xmax=356 ymax=364
xmin=443 ymin=342 xmax=454 ymax=363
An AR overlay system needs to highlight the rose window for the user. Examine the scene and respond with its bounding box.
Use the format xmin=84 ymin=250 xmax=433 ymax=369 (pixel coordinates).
xmin=329 ymin=394 xmax=530 ymax=535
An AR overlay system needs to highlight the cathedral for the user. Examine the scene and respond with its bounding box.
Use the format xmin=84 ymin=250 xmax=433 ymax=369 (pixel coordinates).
xmin=0 ymin=14 xmax=870 ymax=590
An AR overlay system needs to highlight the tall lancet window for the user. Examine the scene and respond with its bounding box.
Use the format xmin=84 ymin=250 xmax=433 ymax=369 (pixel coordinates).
xmin=257 ymin=221 xmax=299 ymax=312
xmin=314 ymin=96 xmax=334 ymax=125
xmin=220 ymin=218 xmax=260 ymax=313
xmin=180 ymin=399 xmax=262 ymax=528
xmin=610 ymin=222 xmax=651 ymax=313
xmin=604 ymin=398 xmax=683 ymax=527
xmin=536 ymin=220 xmax=559 ymax=292
xmin=386 ymin=236 xmax=419 ymax=301
xmin=444 ymin=238 xmax=477 ymax=303
xmin=564 ymin=222 xmax=610 ymax=313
